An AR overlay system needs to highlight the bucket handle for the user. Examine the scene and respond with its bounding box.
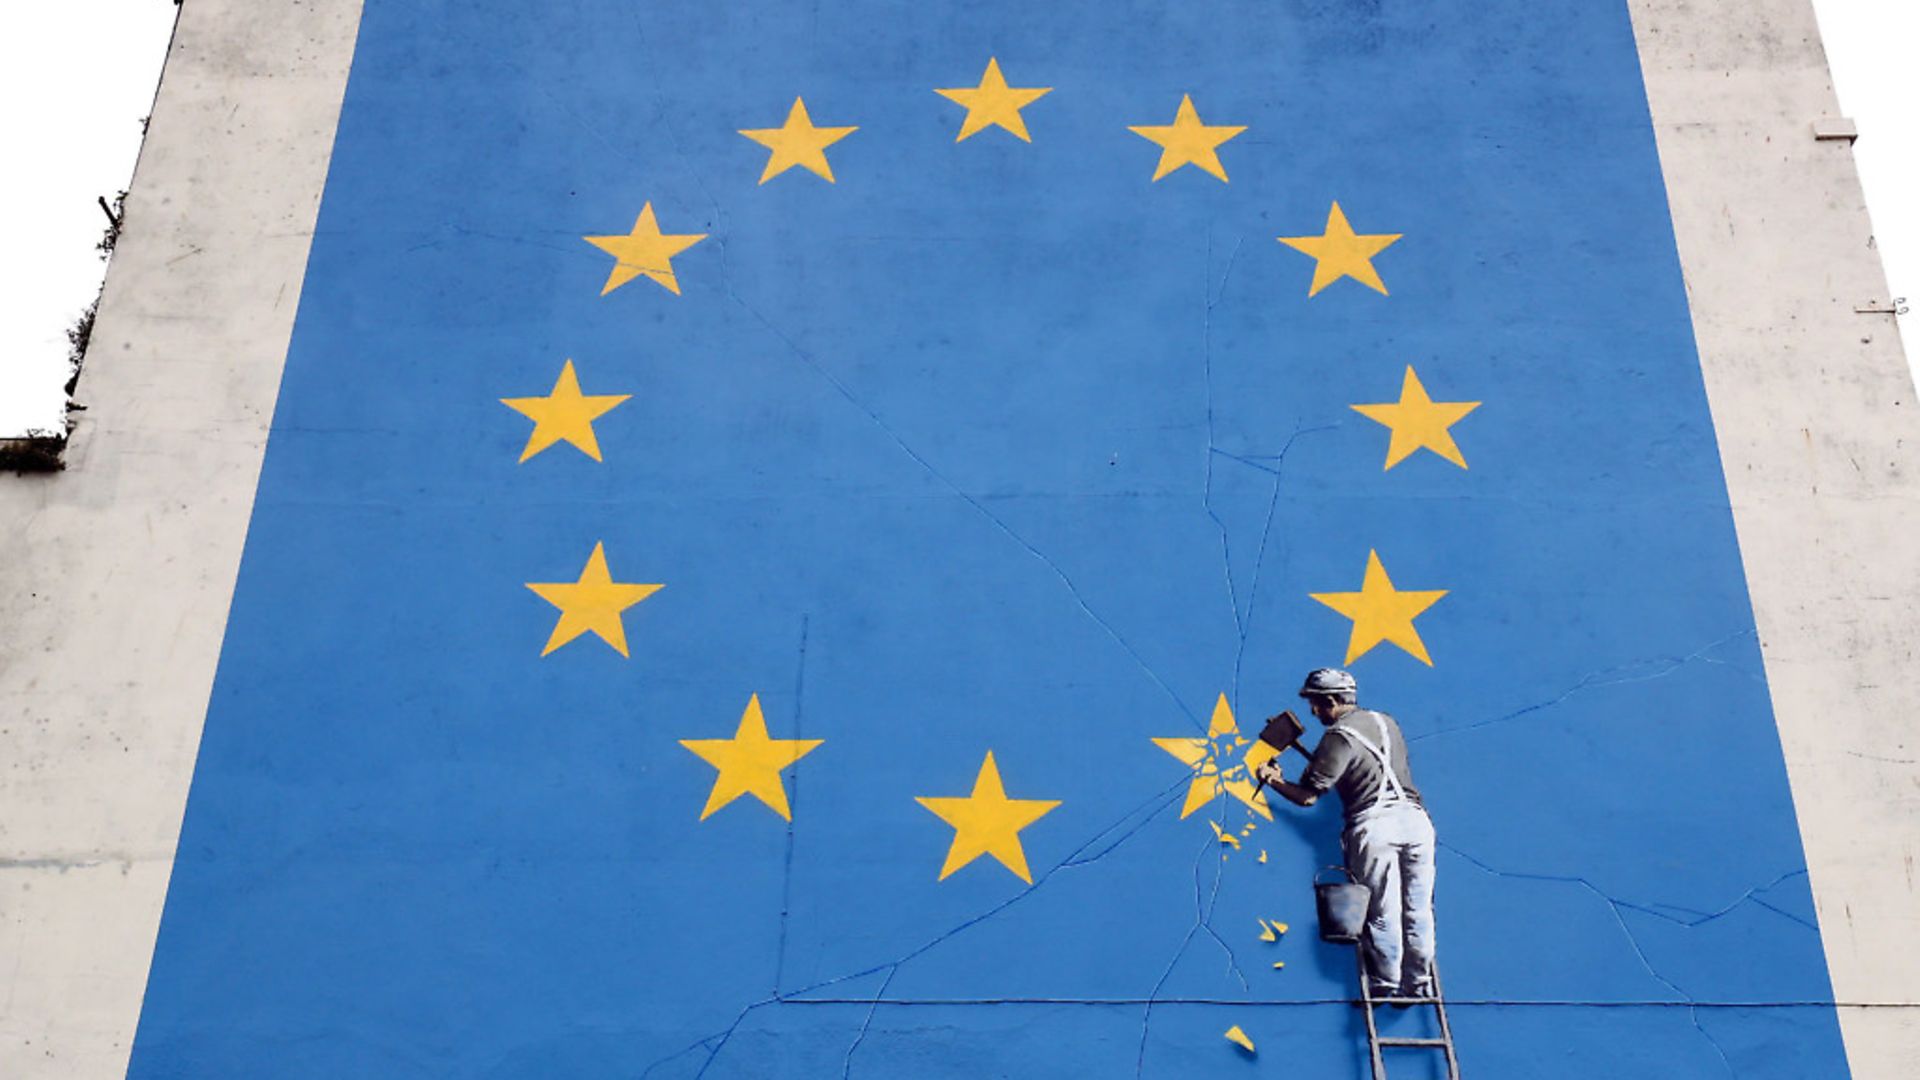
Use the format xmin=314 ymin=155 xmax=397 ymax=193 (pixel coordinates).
xmin=1314 ymin=865 xmax=1356 ymax=886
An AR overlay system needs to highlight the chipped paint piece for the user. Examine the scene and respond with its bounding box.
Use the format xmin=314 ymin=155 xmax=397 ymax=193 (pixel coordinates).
xmin=1257 ymin=919 xmax=1277 ymax=942
xmin=1258 ymin=850 xmax=1268 ymax=864
xmin=1209 ymin=820 xmax=1241 ymax=848
xmin=1272 ymin=961 xmax=1286 ymax=971
xmin=1224 ymin=1025 xmax=1256 ymax=1053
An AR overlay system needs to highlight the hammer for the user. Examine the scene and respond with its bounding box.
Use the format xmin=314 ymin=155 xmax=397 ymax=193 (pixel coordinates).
xmin=1255 ymin=710 xmax=1317 ymax=770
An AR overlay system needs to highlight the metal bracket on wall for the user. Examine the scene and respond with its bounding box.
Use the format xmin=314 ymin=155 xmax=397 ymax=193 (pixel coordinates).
xmin=1854 ymin=298 xmax=1909 ymax=315
xmin=1813 ymin=117 xmax=1859 ymax=143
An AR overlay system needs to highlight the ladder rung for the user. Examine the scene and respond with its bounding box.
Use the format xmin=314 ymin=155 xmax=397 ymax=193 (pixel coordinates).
xmin=1378 ymin=1037 xmax=1451 ymax=1048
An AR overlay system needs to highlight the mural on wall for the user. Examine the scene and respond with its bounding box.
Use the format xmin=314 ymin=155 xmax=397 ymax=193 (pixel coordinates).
xmin=130 ymin=2 xmax=1853 ymax=1077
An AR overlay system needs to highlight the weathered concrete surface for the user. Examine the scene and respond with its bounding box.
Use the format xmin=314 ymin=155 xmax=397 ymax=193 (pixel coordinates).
xmin=1630 ymin=0 xmax=1920 ymax=1073
xmin=0 ymin=2 xmax=362 ymax=1076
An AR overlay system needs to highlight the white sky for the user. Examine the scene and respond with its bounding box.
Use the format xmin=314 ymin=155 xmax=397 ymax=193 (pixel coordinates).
xmin=0 ymin=2 xmax=176 ymax=437
xmin=1815 ymin=2 xmax=1918 ymax=317
xmin=0 ymin=3 xmax=1913 ymax=438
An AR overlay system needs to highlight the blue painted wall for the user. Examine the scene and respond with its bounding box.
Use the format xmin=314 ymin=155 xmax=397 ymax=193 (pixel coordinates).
xmin=130 ymin=1 xmax=1849 ymax=1076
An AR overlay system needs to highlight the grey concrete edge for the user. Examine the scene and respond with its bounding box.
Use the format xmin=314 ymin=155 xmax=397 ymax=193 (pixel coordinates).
xmin=1627 ymin=0 xmax=1920 ymax=1075
xmin=0 ymin=2 xmax=364 ymax=1076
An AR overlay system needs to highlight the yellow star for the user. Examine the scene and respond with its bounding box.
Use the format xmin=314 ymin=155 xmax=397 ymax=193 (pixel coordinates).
xmin=1127 ymin=94 xmax=1246 ymax=182
xmin=935 ymin=58 xmax=1052 ymax=143
xmin=739 ymin=97 xmax=858 ymax=184
xmin=679 ymin=694 xmax=824 ymax=821
xmin=1277 ymin=201 xmax=1403 ymax=296
xmin=1309 ymin=550 xmax=1448 ymax=666
xmin=583 ymin=202 xmax=706 ymax=296
xmin=1152 ymin=694 xmax=1277 ymax=821
xmin=916 ymin=751 xmax=1060 ymax=884
xmin=499 ymin=360 xmax=631 ymax=463
xmin=524 ymin=542 xmax=662 ymax=657
xmin=1351 ymin=366 xmax=1481 ymax=470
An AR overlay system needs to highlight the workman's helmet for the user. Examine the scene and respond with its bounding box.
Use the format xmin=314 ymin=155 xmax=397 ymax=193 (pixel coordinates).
xmin=1298 ymin=668 xmax=1358 ymax=700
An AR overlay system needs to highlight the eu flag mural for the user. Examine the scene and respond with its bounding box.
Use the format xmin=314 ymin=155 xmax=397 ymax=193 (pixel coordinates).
xmin=129 ymin=1 xmax=1852 ymax=1076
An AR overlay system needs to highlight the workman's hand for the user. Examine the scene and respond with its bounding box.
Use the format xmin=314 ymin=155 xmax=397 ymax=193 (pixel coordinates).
xmin=1254 ymin=759 xmax=1284 ymax=786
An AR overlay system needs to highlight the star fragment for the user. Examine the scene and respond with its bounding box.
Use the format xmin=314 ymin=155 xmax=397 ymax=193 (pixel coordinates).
xmin=739 ymin=97 xmax=858 ymax=183
xmin=1151 ymin=694 xmax=1278 ymax=820
xmin=583 ymin=202 xmax=706 ymax=296
xmin=916 ymin=751 xmax=1060 ymax=883
xmin=524 ymin=542 xmax=662 ymax=657
xmin=935 ymin=57 xmax=1052 ymax=142
xmin=1309 ymin=550 xmax=1447 ymax=666
xmin=500 ymin=360 xmax=631 ymax=463
xmin=679 ymin=694 xmax=823 ymax=821
xmin=1350 ymin=366 xmax=1481 ymax=470
xmin=1277 ymin=201 xmax=1402 ymax=296
xmin=1127 ymin=94 xmax=1246 ymax=182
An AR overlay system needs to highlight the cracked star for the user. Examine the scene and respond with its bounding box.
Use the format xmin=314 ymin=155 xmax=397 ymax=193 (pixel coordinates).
xmin=583 ymin=202 xmax=706 ymax=296
xmin=1152 ymin=694 xmax=1277 ymax=820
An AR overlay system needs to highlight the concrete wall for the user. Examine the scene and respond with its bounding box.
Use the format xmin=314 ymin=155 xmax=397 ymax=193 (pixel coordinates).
xmin=0 ymin=2 xmax=361 ymax=1075
xmin=1630 ymin=1 xmax=1920 ymax=1072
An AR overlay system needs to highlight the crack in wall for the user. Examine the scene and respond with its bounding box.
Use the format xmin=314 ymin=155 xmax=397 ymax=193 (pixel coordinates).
xmin=1200 ymin=232 xmax=1247 ymax=642
xmin=773 ymin=614 xmax=810 ymax=998
xmin=1443 ymin=841 xmax=1815 ymax=939
xmin=1216 ymin=429 xmax=1335 ymax=715
xmin=1132 ymin=785 xmax=1264 ymax=1079
xmin=1197 ymin=229 xmax=1343 ymax=719
xmin=622 ymin=6 xmax=1211 ymax=740
xmin=1409 ymin=628 xmax=1763 ymax=745
xmin=715 ymin=287 xmax=1208 ymax=734
xmin=638 ymin=776 xmax=1192 ymax=1078
xmin=592 ymin=28 xmax=1815 ymax=1077
xmin=620 ymin=223 xmax=1337 ymax=1075
xmin=1443 ymin=841 xmax=1820 ymax=1078
xmin=838 ymin=964 xmax=899 ymax=1079
xmin=0 ymin=856 xmax=119 ymax=871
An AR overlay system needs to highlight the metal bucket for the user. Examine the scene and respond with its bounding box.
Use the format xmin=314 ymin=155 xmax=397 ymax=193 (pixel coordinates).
xmin=1314 ymin=866 xmax=1371 ymax=944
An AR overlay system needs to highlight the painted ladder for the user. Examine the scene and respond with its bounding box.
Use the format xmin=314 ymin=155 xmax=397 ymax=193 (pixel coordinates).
xmin=1355 ymin=955 xmax=1461 ymax=1080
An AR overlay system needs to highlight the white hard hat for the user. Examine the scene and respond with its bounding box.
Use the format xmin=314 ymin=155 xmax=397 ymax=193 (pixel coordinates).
xmin=1298 ymin=668 xmax=1357 ymax=698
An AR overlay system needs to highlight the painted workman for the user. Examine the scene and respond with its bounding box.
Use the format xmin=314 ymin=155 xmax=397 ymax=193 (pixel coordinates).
xmin=1256 ymin=668 xmax=1438 ymax=1000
